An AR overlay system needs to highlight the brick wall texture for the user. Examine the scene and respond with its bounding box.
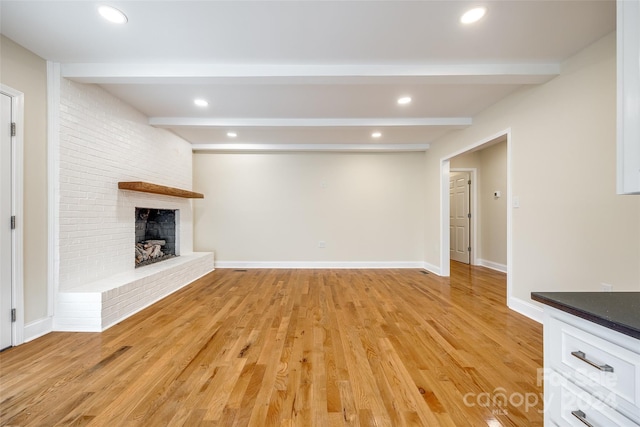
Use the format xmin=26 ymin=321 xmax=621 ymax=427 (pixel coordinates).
xmin=58 ymin=78 xmax=195 ymax=290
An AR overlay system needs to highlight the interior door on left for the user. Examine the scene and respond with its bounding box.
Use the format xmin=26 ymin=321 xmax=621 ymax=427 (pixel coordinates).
xmin=0 ymin=92 xmax=13 ymax=350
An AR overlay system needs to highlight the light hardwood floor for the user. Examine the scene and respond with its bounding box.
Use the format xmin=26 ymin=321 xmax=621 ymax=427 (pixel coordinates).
xmin=0 ymin=263 xmax=543 ymax=426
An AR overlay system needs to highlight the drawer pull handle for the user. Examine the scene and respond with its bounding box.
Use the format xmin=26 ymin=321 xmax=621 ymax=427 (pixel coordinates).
xmin=571 ymin=410 xmax=595 ymax=427
xmin=571 ymin=351 xmax=614 ymax=372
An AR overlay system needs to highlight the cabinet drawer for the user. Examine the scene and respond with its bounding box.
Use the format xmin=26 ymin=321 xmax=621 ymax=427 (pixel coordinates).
xmin=548 ymin=315 xmax=640 ymax=410
xmin=549 ymin=375 xmax=639 ymax=426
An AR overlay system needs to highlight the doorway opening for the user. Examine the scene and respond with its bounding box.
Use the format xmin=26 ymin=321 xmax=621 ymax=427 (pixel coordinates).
xmin=440 ymin=130 xmax=511 ymax=302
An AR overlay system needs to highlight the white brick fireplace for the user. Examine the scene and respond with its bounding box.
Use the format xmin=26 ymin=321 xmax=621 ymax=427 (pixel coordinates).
xmin=53 ymin=78 xmax=214 ymax=332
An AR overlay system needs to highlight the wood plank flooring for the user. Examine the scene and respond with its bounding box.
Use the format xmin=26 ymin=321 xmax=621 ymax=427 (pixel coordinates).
xmin=0 ymin=263 xmax=543 ymax=426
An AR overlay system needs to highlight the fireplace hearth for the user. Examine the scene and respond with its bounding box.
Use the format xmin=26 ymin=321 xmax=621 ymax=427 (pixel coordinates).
xmin=135 ymin=208 xmax=179 ymax=267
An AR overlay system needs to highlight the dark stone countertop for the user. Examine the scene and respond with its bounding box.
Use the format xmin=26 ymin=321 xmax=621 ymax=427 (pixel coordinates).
xmin=531 ymin=292 xmax=640 ymax=340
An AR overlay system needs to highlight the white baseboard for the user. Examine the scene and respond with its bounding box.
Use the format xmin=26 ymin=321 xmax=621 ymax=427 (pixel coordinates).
xmin=508 ymin=296 xmax=543 ymax=323
xmin=477 ymin=259 xmax=507 ymax=273
xmin=24 ymin=316 xmax=53 ymax=342
xmin=422 ymin=262 xmax=441 ymax=276
xmin=214 ymin=261 xmax=425 ymax=269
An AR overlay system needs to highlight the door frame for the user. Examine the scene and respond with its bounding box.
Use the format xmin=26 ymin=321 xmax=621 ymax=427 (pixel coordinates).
xmin=1 ymin=85 xmax=24 ymax=346
xmin=449 ymin=168 xmax=477 ymax=266
xmin=440 ymin=129 xmax=512 ymax=304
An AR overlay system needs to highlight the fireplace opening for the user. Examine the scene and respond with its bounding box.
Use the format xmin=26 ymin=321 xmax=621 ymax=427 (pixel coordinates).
xmin=135 ymin=208 xmax=179 ymax=268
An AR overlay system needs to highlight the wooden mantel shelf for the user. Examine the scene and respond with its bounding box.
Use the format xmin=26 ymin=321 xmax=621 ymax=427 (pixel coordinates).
xmin=118 ymin=181 xmax=204 ymax=199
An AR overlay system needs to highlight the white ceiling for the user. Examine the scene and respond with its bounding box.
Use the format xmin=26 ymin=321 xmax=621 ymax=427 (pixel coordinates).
xmin=0 ymin=1 xmax=616 ymax=151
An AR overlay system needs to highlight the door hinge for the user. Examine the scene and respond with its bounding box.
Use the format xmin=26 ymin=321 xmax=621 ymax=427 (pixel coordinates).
xmin=10 ymin=122 xmax=16 ymax=137
xmin=468 ymin=180 xmax=471 ymax=185
xmin=468 ymin=246 xmax=471 ymax=252
xmin=11 ymin=309 xmax=16 ymax=323
xmin=467 ymin=213 xmax=471 ymax=219
xmin=10 ymin=216 xmax=15 ymax=230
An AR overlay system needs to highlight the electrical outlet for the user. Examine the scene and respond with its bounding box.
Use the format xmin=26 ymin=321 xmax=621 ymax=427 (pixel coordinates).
xmin=601 ymin=283 xmax=613 ymax=292
xmin=317 ymin=241 xmax=326 ymax=248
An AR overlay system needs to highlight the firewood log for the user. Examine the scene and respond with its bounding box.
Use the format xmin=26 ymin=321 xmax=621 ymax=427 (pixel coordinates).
xmin=150 ymin=245 xmax=163 ymax=258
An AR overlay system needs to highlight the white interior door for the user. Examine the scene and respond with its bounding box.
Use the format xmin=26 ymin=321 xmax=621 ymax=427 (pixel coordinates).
xmin=1 ymin=93 xmax=13 ymax=350
xmin=449 ymin=171 xmax=470 ymax=264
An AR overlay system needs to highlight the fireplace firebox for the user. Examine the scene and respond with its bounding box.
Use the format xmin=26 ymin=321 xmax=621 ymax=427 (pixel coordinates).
xmin=135 ymin=208 xmax=179 ymax=267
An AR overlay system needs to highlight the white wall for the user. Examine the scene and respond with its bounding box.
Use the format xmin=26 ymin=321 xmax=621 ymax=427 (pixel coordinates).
xmin=478 ymin=141 xmax=507 ymax=268
xmin=58 ymin=79 xmax=195 ymax=290
xmin=424 ymin=32 xmax=640 ymax=312
xmin=193 ymin=152 xmax=425 ymax=266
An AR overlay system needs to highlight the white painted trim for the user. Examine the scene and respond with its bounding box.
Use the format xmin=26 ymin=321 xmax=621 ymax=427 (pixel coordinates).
xmin=54 ymin=323 xmax=101 ymax=333
xmin=477 ymin=259 xmax=507 ymax=273
xmin=441 ymin=129 xmax=510 ymax=163
xmin=450 ymin=168 xmax=478 ymax=266
xmin=47 ymin=62 xmax=61 ymax=323
xmin=505 ymin=129 xmax=513 ymax=307
xmin=215 ymin=261 xmax=425 ymax=269
xmin=423 ymin=262 xmax=441 ymax=276
xmin=1 ymin=84 xmax=25 ymax=346
xmin=192 ymin=143 xmax=430 ymax=152
xmin=508 ymin=296 xmax=543 ymax=324
xmin=11 ymin=90 xmax=24 ymax=346
xmin=23 ymin=317 xmax=53 ymax=342
xmin=61 ymin=62 xmax=560 ymax=84
xmin=151 ymin=117 xmax=471 ymax=128
xmin=440 ymin=159 xmax=451 ymax=277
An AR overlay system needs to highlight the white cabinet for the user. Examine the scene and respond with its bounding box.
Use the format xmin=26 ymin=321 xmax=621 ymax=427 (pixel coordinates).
xmin=542 ymin=307 xmax=640 ymax=426
xmin=617 ymin=0 xmax=640 ymax=194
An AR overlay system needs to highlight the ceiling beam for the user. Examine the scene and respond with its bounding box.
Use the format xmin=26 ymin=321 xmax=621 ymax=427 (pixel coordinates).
xmin=149 ymin=117 xmax=472 ymax=128
xmin=191 ymin=143 xmax=430 ymax=152
xmin=61 ymin=63 xmax=560 ymax=85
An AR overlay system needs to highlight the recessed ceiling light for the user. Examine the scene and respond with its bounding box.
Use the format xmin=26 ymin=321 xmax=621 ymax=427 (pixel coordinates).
xmin=98 ymin=5 xmax=128 ymax=24
xmin=371 ymin=132 xmax=382 ymax=138
xmin=194 ymin=99 xmax=209 ymax=107
xmin=460 ymin=7 xmax=486 ymax=24
xmin=397 ymin=96 xmax=412 ymax=105
xmin=226 ymin=132 xmax=237 ymax=138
